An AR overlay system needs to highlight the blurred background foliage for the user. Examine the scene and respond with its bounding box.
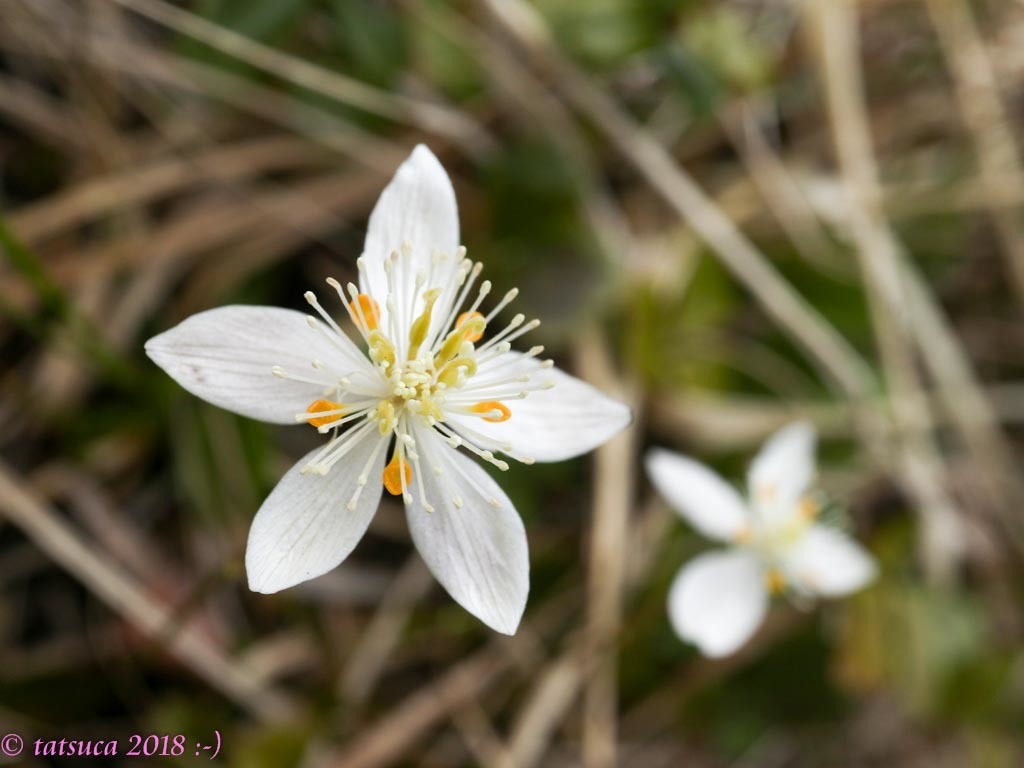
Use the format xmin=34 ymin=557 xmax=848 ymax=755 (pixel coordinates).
xmin=1 ymin=0 xmax=1023 ymax=766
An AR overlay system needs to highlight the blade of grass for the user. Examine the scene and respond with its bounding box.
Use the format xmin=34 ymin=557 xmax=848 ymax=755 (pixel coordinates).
xmin=0 ymin=215 xmax=139 ymax=388
xmin=809 ymin=0 xmax=965 ymax=581
xmin=104 ymin=0 xmax=495 ymax=155
xmin=0 ymin=460 xmax=299 ymax=722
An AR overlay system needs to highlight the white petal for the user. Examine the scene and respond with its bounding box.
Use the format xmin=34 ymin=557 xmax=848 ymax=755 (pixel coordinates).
xmin=246 ymin=433 xmax=386 ymax=593
xmin=748 ymin=421 xmax=817 ymax=520
xmin=446 ymin=355 xmax=631 ymax=462
xmin=645 ymin=449 xmax=750 ymax=541
xmin=668 ymin=549 xmax=767 ymax=658
xmin=145 ymin=305 xmax=373 ymax=424
xmin=784 ymin=525 xmax=878 ymax=597
xmin=359 ymin=145 xmax=460 ymax=335
xmin=405 ymin=426 xmax=529 ymax=634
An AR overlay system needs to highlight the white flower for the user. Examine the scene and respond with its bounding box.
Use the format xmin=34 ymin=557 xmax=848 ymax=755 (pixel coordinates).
xmin=645 ymin=422 xmax=877 ymax=657
xmin=145 ymin=145 xmax=630 ymax=635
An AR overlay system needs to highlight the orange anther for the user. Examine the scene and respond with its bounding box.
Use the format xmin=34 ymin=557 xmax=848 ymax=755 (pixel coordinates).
xmin=305 ymin=399 xmax=345 ymax=428
xmin=798 ymin=496 xmax=817 ymax=520
xmin=471 ymin=401 xmax=511 ymax=423
xmin=382 ymin=453 xmax=412 ymax=495
xmin=765 ymin=568 xmax=787 ymax=595
xmin=456 ymin=311 xmax=485 ymax=342
xmin=350 ymin=294 xmax=380 ymax=332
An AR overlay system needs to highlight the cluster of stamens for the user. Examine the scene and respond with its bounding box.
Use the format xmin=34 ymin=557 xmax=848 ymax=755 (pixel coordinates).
xmin=270 ymin=244 xmax=554 ymax=514
xmin=736 ymin=486 xmax=822 ymax=595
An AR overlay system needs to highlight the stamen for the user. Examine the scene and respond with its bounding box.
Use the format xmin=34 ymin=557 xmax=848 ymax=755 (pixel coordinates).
xmin=434 ymin=423 xmax=509 ymax=471
xmin=456 ymin=311 xmax=485 ymax=342
xmin=408 ymin=288 xmax=441 ymax=360
xmin=475 ymin=313 xmax=527 ymax=354
xmin=441 ymin=445 xmax=504 ymax=506
xmin=301 ymin=421 xmax=375 ymax=475
xmin=799 ymin=496 xmax=818 ymax=521
xmin=347 ymin=433 xmax=390 ymax=511
xmin=484 ymin=288 xmax=519 ymax=323
xmin=303 ymin=314 xmax=363 ymax=369
xmin=447 ymin=390 xmax=532 ymax=404
xmin=384 ymin=252 xmax=401 ymax=344
xmin=301 ymin=399 xmax=345 ymax=427
xmin=431 ymin=259 xmax=482 ymax=352
xmin=382 ymin=452 xmax=412 ymax=496
xmin=475 ymin=343 xmax=543 ymax=369
xmin=373 ymin=401 xmax=397 ymax=435
xmin=462 ymin=280 xmax=492 ymax=323
xmin=463 ymin=372 xmax=531 ymax=392
xmin=437 ymin=356 xmax=478 ymax=387
xmin=368 ymin=330 xmax=396 ymax=371
xmin=404 ymin=430 xmax=435 ymax=512
xmin=470 ymin=401 xmax=511 ymax=423
xmin=304 ymin=291 xmax=346 ymax=338
xmin=272 ymin=365 xmax=337 ymax=389
xmin=765 ymin=568 xmax=787 ymax=595
xmin=314 ymin=406 xmax=376 ymax=434
xmin=435 ymin=316 xmax=485 ymax=366
xmin=489 ymin=318 xmax=541 ymax=351
xmin=348 ymin=292 xmax=380 ymax=333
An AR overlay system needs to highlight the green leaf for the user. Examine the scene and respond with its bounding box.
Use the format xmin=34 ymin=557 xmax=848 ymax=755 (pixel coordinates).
xmin=332 ymin=0 xmax=407 ymax=87
xmin=0 ymin=215 xmax=138 ymax=388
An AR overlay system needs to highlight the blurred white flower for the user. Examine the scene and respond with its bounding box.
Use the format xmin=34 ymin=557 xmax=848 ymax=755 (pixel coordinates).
xmin=645 ymin=422 xmax=877 ymax=657
xmin=146 ymin=145 xmax=630 ymax=634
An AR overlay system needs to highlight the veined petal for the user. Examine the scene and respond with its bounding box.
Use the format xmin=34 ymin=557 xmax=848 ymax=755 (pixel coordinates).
xmin=359 ymin=145 xmax=460 ymax=336
xmin=246 ymin=434 xmax=387 ymax=593
xmin=783 ymin=525 xmax=878 ymax=598
xmin=645 ymin=449 xmax=750 ymax=542
xmin=145 ymin=305 xmax=373 ymax=424
xmin=748 ymin=421 xmax=816 ymax=523
xmin=405 ymin=425 xmax=529 ymax=634
xmin=447 ymin=355 xmax=631 ymax=462
xmin=668 ymin=549 xmax=767 ymax=658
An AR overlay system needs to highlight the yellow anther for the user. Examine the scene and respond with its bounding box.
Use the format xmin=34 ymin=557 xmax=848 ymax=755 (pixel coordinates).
xmin=437 ymin=356 xmax=477 ymax=387
xmin=765 ymin=568 xmax=787 ymax=595
xmin=368 ymin=330 xmax=396 ymax=369
xmin=349 ymin=294 xmax=380 ymax=332
xmin=382 ymin=453 xmax=411 ymax=495
xmin=436 ymin=316 xmax=485 ymax=365
xmin=408 ymin=289 xmax=440 ymax=360
xmin=457 ymin=311 xmax=485 ymax=342
xmin=304 ymin=399 xmax=345 ymax=428
xmin=798 ymin=496 xmax=818 ymax=521
xmin=733 ymin=525 xmax=752 ymax=545
xmin=373 ymin=401 xmax=396 ymax=435
xmin=471 ymin=401 xmax=511 ymax=423
xmin=418 ymin=399 xmax=443 ymax=422
xmin=760 ymin=484 xmax=777 ymax=503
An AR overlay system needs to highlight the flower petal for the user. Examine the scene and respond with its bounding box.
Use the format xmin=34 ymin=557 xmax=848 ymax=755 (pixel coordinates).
xmin=784 ymin=525 xmax=878 ymax=597
xmin=405 ymin=426 xmax=529 ymax=634
xmin=146 ymin=305 xmax=373 ymax=424
xmin=359 ymin=145 xmax=460 ymax=335
xmin=645 ymin=449 xmax=750 ymax=541
xmin=668 ymin=549 xmax=767 ymax=658
xmin=246 ymin=432 xmax=387 ymax=593
xmin=446 ymin=354 xmax=631 ymax=462
xmin=748 ymin=421 xmax=817 ymax=521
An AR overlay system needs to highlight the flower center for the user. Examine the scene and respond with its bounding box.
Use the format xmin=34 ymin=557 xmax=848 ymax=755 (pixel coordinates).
xmin=737 ymin=493 xmax=821 ymax=595
xmin=272 ymin=244 xmax=552 ymax=511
